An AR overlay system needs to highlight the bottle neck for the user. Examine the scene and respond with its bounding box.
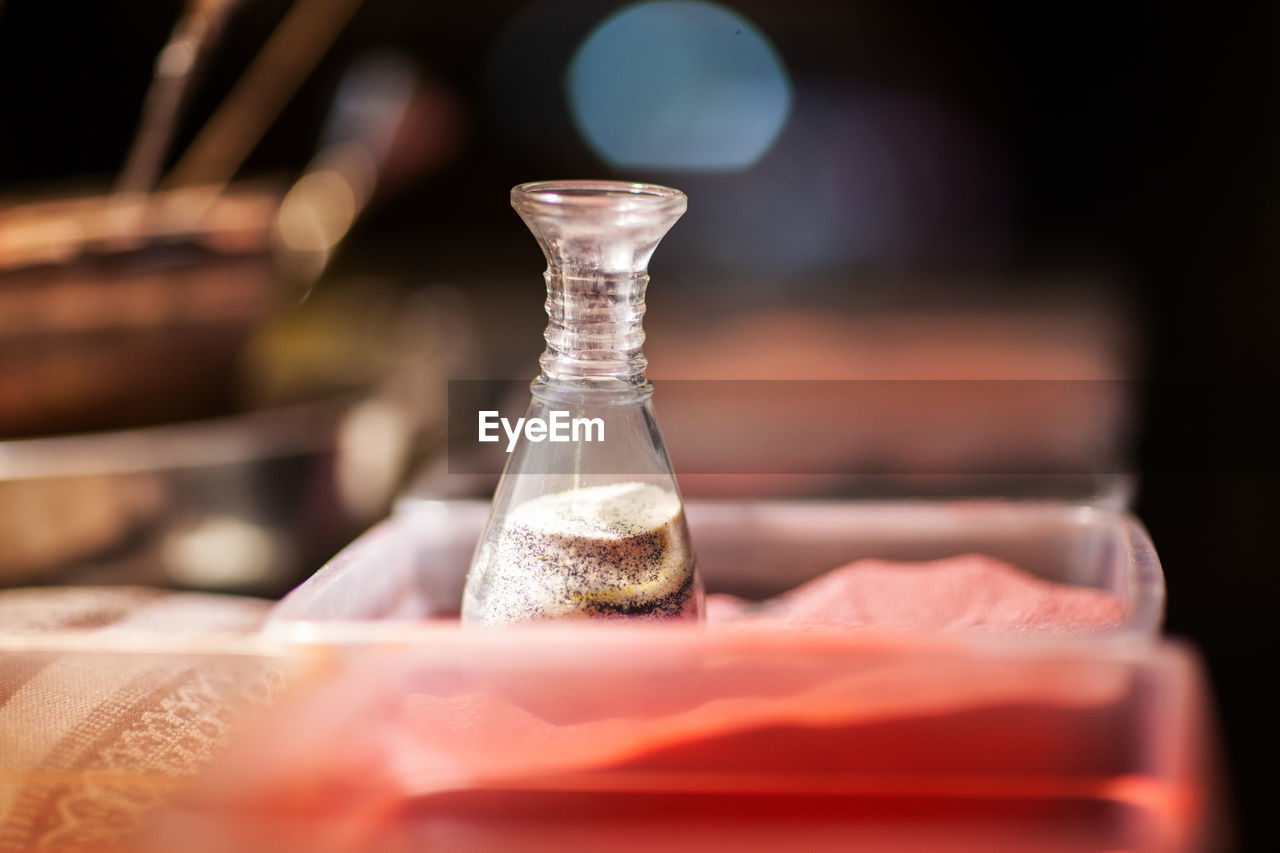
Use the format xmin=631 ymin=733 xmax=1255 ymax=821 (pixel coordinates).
xmin=536 ymin=264 xmax=651 ymax=396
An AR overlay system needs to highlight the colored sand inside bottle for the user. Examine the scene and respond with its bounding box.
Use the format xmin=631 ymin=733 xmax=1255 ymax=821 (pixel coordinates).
xmin=462 ymin=482 xmax=697 ymax=624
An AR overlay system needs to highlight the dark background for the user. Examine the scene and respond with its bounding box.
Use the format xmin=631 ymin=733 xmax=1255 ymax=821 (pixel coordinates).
xmin=2 ymin=1 xmax=1275 ymax=847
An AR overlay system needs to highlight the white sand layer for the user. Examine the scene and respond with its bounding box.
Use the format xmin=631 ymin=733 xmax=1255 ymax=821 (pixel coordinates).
xmin=463 ymin=482 xmax=696 ymax=624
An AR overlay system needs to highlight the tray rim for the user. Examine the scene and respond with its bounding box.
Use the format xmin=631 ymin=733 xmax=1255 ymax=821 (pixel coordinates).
xmin=268 ymin=498 xmax=1166 ymax=639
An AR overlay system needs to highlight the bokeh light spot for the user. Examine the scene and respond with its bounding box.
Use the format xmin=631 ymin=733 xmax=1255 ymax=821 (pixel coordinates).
xmin=568 ymin=1 xmax=792 ymax=172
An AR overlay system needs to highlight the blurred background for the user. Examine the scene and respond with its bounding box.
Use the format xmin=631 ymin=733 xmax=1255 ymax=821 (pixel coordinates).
xmin=0 ymin=0 xmax=1275 ymax=846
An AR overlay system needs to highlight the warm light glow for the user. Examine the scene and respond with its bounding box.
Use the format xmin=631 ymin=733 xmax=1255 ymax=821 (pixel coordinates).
xmin=162 ymin=515 xmax=283 ymax=587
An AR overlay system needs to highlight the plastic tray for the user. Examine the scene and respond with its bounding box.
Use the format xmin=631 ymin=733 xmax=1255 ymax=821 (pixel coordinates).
xmin=232 ymin=500 xmax=1215 ymax=852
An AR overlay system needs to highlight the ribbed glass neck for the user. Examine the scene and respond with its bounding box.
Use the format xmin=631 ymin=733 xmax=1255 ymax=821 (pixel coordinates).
xmin=537 ymin=266 xmax=649 ymax=391
xmin=511 ymin=180 xmax=686 ymax=398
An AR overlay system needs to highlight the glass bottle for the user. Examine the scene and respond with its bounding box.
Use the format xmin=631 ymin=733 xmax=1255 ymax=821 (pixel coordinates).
xmin=461 ymin=180 xmax=701 ymax=625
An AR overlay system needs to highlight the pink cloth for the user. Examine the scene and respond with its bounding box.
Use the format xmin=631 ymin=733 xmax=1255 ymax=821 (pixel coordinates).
xmin=707 ymin=554 xmax=1125 ymax=634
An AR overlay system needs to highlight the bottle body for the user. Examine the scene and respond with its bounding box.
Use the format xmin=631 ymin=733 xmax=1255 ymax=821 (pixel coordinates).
xmin=462 ymin=390 xmax=702 ymax=624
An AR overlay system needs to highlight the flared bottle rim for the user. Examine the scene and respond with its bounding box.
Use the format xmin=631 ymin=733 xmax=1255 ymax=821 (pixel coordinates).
xmin=511 ymin=180 xmax=687 ymax=219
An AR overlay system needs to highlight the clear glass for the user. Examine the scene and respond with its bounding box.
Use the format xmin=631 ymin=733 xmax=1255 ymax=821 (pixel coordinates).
xmin=461 ymin=180 xmax=702 ymax=625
